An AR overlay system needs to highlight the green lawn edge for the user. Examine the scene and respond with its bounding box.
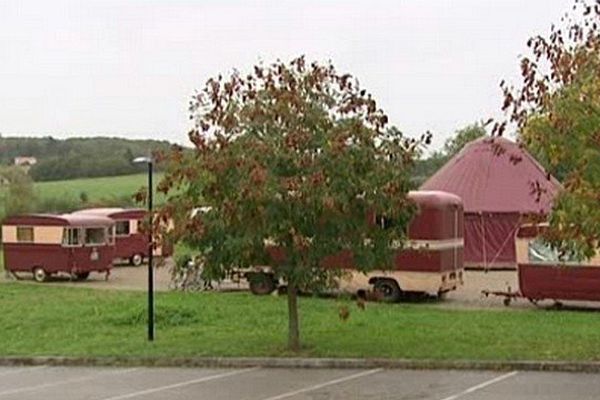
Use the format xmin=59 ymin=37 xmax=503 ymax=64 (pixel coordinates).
xmin=1 ymin=283 xmax=599 ymax=361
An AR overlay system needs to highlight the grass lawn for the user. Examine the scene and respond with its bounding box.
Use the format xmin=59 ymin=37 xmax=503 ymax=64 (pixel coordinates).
xmin=1 ymin=283 xmax=600 ymax=361
xmin=34 ymin=173 xmax=167 ymax=205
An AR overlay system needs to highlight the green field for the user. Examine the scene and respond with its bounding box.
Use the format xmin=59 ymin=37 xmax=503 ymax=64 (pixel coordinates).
xmin=34 ymin=173 xmax=166 ymax=205
xmin=0 ymin=173 xmax=170 ymax=217
xmin=1 ymin=283 xmax=599 ymax=360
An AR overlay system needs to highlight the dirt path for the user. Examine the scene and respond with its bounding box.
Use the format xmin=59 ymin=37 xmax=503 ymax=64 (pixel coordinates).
xmin=2 ymin=262 xmax=178 ymax=292
xmin=2 ymin=259 xmax=247 ymax=293
xmin=444 ymin=270 xmax=519 ymax=309
xmin=4 ymin=264 xmax=600 ymax=311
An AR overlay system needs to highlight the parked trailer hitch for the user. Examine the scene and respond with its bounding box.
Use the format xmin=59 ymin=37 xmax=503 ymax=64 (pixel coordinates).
xmin=482 ymin=287 xmax=542 ymax=307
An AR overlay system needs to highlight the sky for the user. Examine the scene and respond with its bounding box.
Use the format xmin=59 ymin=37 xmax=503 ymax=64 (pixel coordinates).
xmin=0 ymin=0 xmax=570 ymax=150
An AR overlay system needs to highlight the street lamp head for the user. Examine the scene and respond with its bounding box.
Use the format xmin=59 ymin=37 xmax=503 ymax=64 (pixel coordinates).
xmin=132 ymin=156 xmax=152 ymax=164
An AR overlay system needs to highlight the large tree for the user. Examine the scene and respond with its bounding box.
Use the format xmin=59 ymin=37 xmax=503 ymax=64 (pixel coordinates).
xmin=0 ymin=166 xmax=35 ymax=218
xmin=442 ymin=123 xmax=486 ymax=158
xmin=412 ymin=122 xmax=486 ymax=186
xmin=156 ymin=57 xmax=423 ymax=350
xmin=499 ymin=0 xmax=600 ymax=257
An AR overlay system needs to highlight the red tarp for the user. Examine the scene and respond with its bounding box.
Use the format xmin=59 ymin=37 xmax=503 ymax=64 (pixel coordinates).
xmin=420 ymin=137 xmax=561 ymax=269
xmin=463 ymin=213 xmax=520 ymax=268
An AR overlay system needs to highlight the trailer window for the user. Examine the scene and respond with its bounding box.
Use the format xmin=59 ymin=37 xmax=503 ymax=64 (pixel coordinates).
xmin=85 ymin=228 xmax=106 ymax=245
xmin=63 ymin=228 xmax=82 ymax=246
xmin=115 ymin=220 xmax=130 ymax=236
xmin=528 ymin=239 xmax=579 ymax=263
xmin=16 ymin=226 xmax=34 ymax=243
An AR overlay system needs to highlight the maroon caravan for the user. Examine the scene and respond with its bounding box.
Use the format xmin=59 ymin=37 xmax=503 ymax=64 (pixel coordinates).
xmin=74 ymin=208 xmax=157 ymax=266
xmin=513 ymin=224 xmax=600 ymax=303
xmin=420 ymin=137 xmax=561 ymax=270
xmin=1 ymin=214 xmax=115 ymax=282
xmin=334 ymin=190 xmax=464 ymax=301
xmin=251 ymin=190 xmax=464 ymax=301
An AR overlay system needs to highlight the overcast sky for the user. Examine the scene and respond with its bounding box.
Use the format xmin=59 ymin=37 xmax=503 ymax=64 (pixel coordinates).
xmin=0 ymin=0 xmax=569 ymax=150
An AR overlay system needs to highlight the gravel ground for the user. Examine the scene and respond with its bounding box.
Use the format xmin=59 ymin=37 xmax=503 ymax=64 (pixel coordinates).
xmin=444 ymin=269 xmax=519 ymax=309
xmin=5 ymin=264 xmax=600 ymax=311
xmin=2 ymin=260 xmax=248 ymax=294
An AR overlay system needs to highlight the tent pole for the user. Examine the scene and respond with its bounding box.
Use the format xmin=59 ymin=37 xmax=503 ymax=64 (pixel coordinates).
xmin=482 ymin=213 xmax=487 ymax=271
xmin=454 ymin=207 xmax=458 ymax=270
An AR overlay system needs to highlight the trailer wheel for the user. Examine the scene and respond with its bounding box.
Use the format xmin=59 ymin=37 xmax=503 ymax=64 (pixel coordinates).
xmin=248 ymin=272 xmax=276 ymax=295
xmin=527 ymin=298 xmax=539 ymax=306
xmin=32 ymin=267 xmax=47 ymax=283
xmin=75 ymin=272 xmax=90 ymax=281
xmin=503 ymin=297 xmax=512 ymax=307
xmin=277 ymin=285 xmax=288 ymax=296
xmin=130 ymin=254 xmax=144 ymax=267
xmin=553 ymin=301 xmax=563 ymax=309
xmin=373 ymin=279 xmax=402 ymax=303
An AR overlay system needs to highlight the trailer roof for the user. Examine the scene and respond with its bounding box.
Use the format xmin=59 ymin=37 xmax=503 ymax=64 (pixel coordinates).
xmin=3 ymin=213 xmax=114 ymax=227
xmin=73 ymin=208 xmax=146 ymax=218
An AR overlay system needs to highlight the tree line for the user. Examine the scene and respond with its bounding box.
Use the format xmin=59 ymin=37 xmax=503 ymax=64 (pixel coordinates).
xmin=412 ymin=123 xmax=487 ymax=187
xmin=0 ymin=136 xmax=174 ymax=181
xmin=0 ymin=132 xmax=489 ymax=185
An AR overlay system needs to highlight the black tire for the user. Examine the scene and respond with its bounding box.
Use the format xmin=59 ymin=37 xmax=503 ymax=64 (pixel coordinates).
xmin=130 ymin=253 xmax=144 ymax=267
xmin=248 ymin=272 xmax=276 ymax=295
xmin=553 ymin=301 xmax=563 ymax=309
xmin=75 ymin=272 xmax=90 ymax=281
xmin=527 ymin=298 xmax=539 ymax=306
xmin=356 ymin=289 xmax=367 ymax=300
xmin=32 ymin=267 xmax=47 ymax=283
xmin=277 ymin=285 xmax=288 ymax=296
xmin=373 ymin=279 xmax=402 ymax=303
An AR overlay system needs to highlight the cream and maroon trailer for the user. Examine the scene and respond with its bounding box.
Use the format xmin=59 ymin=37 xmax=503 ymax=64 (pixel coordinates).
xmin=247 ymin=190 xmax=464 ymax=301
xmin=1 ymin=214 xmax=115 ymax=282
xmin=484 ymin=224 xmax=600 ymax=306
xmin=335 ymin=190 xmax=464 ymax=301
xmin=73 ymin=208 xmax=150 ymax=266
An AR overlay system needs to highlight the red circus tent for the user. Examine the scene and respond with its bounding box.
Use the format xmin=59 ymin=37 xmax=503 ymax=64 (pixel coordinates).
xmin=420 ymin=137 xmax=561 ymax=269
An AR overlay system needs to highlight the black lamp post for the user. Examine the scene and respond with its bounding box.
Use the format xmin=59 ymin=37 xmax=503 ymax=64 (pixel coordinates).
xmin=133 ymin=156 xmax=154 ymax=341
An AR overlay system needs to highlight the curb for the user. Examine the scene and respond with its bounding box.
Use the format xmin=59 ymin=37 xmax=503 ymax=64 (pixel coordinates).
xmin=0 ymin=357 xmax=599 ymax=373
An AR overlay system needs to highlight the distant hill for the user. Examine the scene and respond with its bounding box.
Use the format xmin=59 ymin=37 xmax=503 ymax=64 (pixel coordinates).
xmin=0 ymin=136 xmax=175 ymax=182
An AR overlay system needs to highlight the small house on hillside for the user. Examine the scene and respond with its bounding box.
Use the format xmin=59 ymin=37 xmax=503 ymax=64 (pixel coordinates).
xmin=14 ymin=156 xmax=37 ymax=167
xmin=14 ymin=156 xmax=37 ymax=173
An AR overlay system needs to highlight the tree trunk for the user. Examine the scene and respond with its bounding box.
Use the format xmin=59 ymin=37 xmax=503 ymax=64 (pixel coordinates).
xmin=287 ymin=281 xmax=300 ymax=351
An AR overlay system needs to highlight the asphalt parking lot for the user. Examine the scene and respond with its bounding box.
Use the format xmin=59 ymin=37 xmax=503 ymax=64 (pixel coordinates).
xmin=0 ymin=366 xmax=599 ymax=400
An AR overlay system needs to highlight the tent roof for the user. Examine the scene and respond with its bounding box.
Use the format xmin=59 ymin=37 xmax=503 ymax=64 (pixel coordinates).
xmin=419 ymin=137 xmax=561 ymax=214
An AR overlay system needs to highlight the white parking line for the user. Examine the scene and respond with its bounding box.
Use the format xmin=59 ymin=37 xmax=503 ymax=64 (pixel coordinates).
xmin=0 ymin=368 xmax=139 ymax=397
xmin=439 ymin=371 xmax=519 ymax=400
xmin=0 ymin=366 xmax=47 ymax=377
xmin=98 ymin=367 xmax=259 ymax=400
xmin=260 ymin=368 xmax=383 ymax=400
